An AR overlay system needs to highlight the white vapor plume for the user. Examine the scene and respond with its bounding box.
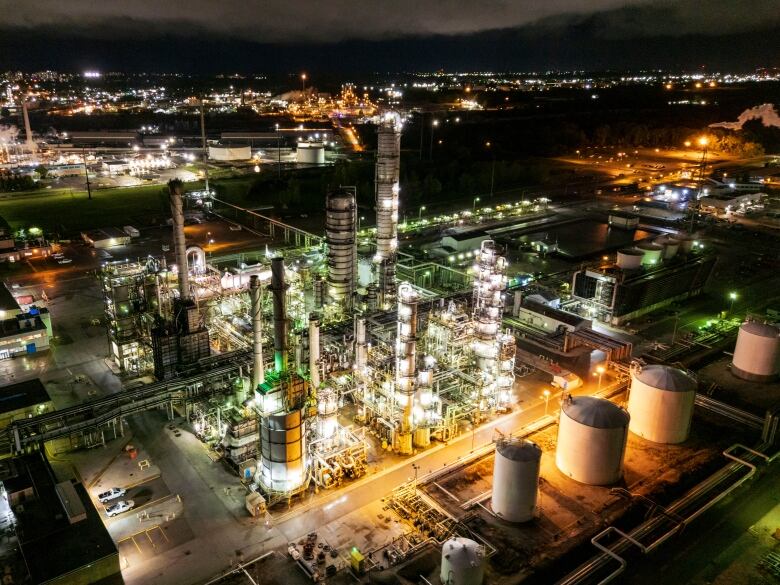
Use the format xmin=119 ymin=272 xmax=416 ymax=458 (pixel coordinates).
xmin=710 ymin=104 xmax=780 ymax=131
xmin=0 ymin=125 xmax=19 ymax=144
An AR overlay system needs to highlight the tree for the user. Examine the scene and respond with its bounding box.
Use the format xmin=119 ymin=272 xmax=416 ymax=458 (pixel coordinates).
xmin=35 ymin=165 xmax=48 ymax=179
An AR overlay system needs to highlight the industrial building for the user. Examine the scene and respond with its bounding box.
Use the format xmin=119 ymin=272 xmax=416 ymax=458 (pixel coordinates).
xmin=0 ymin=284 xmax=51 ymax=359
xmin=571 ymin=238 xmax=716 ymax=324
xmin=0 ymin=378 xmax=52 ymax=431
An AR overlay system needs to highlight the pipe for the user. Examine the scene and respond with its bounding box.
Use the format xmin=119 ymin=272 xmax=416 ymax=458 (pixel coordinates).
xmin=250 ymin=275 xmax=265 ymax=389
xmin=168 ymin=179 xmax=190 ymax=301
xmin=269 ymin=257 xmax=288 ymax=373
xmin=309 ymin=313 xmax=321 ymax=388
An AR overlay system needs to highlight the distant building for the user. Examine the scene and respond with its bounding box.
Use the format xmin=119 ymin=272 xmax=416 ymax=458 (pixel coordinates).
xmin=0 ymin=453 xmax=122 ymax=585
xmin=101 ymin=159 xmax=130 ymax=176
xmin=0 ymin=284 xmax=51 ymax=358
xmin=0 ymin=216 xmax=52 ymax=263
xmin=81 ymin=227 xmax=131 ymax=248
xmin=208 ymin=144 xmax=252 ymax=161
xmin=699 ymin=191 xmax=765 ymax=214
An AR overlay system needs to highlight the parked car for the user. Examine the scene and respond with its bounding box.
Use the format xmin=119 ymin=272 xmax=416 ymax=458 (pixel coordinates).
xmin=98 ymin=487 xmax=126 ymax=503
xmin=106 ymin=500 xmax=135 ymax=518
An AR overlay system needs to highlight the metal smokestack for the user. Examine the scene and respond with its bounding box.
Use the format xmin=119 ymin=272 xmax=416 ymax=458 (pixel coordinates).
xmin=168 ymin=179 xmax=190 ymax=301
xmin=270 ymin=257 xmax=288 ymax=373
xmin=250 ymin=275 xmax=265 ymax=389
xmin=22 ymin=101 xmax=36 ymax=153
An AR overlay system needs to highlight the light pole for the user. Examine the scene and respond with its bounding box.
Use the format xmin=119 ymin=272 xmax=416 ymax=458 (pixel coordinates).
xmin=429 ymin=119 xmax=439 ymax=160
xmin=594 ymin=365 xmax=606 ymax=391
xmin=689 ymin=136 xmax=709 ymax=232
xmin=486 ymin=141 xmax=495 ymax=198
xmin=301 ymin=73 xmax=307 ymax=94
xmin=275 ymin=123 xmax=281 ymax=178
xmin=542 ymin=389 xmax=551 ymax=415
xmin=358 ymin=215 xmax=365 ymax=232
xmin=418 ymin=205 xmax=426 ymax=219
xmin=472 ymin=196 xmax=480 ymax=212
xmin=412 ymin=463 xmax=420 ymax=486
xmin=728 ymin=291 xmax=738 ymax=313
xmin=81 ymin=148 xmax=92 ymax=200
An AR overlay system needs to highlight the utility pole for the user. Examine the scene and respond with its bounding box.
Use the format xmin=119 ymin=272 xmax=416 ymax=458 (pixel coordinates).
xmin=200 ymin=99 xmax=210 ymax=194
xmin=82 ymin=148 xmax=92 ymax=200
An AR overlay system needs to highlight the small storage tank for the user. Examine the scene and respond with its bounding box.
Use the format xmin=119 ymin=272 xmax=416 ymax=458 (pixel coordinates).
xmin=637 ymin=242 xmax=663 ymax=266
xmin=440 ymin=537 xmax=484 ymax=585
xmin=492 ymin=438 xmax=541 ymax=522
xmin=732 ymin=321 xmax=780 ymax=382
xmin=297 ymin=141 xmax=325 ymax=164
xmin=628 ymin=364 xmax=696 ymax=444
xmin=555 ymin=396 xmax=629 ymax=485
xmin=616 ymin=248 xmax=644 ymax=270
xmin=654 ymin=236 xmax=680 ymax=260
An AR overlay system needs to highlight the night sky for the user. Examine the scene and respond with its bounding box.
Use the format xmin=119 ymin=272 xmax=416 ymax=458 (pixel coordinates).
xmin=1 ymin=0 xmax=779 ymax=72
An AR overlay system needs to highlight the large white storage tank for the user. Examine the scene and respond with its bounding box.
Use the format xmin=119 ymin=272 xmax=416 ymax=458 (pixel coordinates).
xmin=555 ymin=396 xmax=629 ymax=485
xmin=440 ymin=537 xmax=485 ymax=585
xmin=627 ymin=364 xmax=696 ymax=444
xmin=208 ymin=145 xmax=252 ymax=161
xmin=491 ymin=438 xmax=541 ymax=523
xmin=732 ymin=321 xmax=780 ymax=382
xmin=616 ymin=248 xmax=644 ymax=270
xmin=297 ymin=141 xmax=326 ymax=164
xmin=637 ymin=242 xmax=663 ymax=266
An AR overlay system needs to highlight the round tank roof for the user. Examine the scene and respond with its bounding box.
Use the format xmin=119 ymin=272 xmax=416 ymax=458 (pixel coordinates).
xmin=442 ymin=537 xmax=483 ymax=567
xmin=618 ymin=248 xmax=644 ymax=256
xmin=740 ymin=321 xmax=780 ymax=338
xmin=561 ymin=396 xmax=629 ymax=429
xmin=634 ymin=364 xmax=696 ymax=393
xmin=496 ymin=438 xmax=542 ymax=462
xmin=638 ymin=242 xmax=664 ymax=251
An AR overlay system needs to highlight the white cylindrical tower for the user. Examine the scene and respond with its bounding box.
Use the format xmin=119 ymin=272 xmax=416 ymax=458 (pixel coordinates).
xmin=249 ymin=275 xmax=265 ymax=390
xmin=440 ymin=537 xmax=485 ymax=585
xmin=258 ymin=408 xmax=307 ymax=493
xmin=555 ymin=396 xmax=629 ymax=485
xmin=732 ymin=321 xmax=780 ymax=382
xmin=471 ymin=240 xmax=510 ymax=410
xmin=396 ymin=283 xmax=418 ymax=454
xmin=316 ymin=385 xmax=338 ymax=449
xmin=654 ymin=236 xmax=680 ymax=259
xmin=628 ymin=364 xmax=696 ymax=444
xmin=308 ymin=312 xmax=321 ymax=389
xmin=325 ymin=187 xmax=357 ymax=307
xmin=491 ymin=438 xmax=541 ymax=523
xmin=616 ymin=248 xmax=644 ymax=270
xmin=374 ymin=113 xmax=402 ymax=309
xmin=637 ymin=242 xmax=663 ymax=266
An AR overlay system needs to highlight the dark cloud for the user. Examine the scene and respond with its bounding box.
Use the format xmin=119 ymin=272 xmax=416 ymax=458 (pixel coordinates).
xmin=0 ymin=0 xmax=777 ymax=72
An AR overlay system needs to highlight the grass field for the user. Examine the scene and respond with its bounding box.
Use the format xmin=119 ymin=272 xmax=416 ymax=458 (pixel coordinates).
xmin=0 ymin=176 xmax=257 ymax=235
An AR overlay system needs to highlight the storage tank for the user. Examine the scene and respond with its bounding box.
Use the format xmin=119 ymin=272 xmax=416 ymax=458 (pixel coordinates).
xmin=616 ymin=248 xmax=644 ymax=270
xmin=627 ymin=364 xmax=696 ymax=444
xmin=677 ymin=234 xmax=696 ymax=253
xmin=491 ymin=438 xmax=541 ymax=522
xmin=297 ymin=141 xmax=325 ymax=164
xmin=732 ymin=321 xmax=780 ymax=382
xmin=654 ymin=236 xmax=680 ymax=259
xmin=637 ymin=242 xmax=663 ymax=266
xmin=555 ymin=396 xmax=629 ymax=485
xmin=440 ymin=537 xmax=484 ymax=585
xmin=258 ymin=408 xmax=307 ymax=493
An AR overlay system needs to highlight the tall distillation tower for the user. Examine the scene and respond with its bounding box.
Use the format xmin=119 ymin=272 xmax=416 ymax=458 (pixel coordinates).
xmin=471 ymin=240 xmax=515 ymax=412
xmin=395 ymin=283 xmax=419 ymax=454
xmin=325 ymin=187 xmax=357 ymax=309
xmin=374 ymin=113 xmax=402 ymax=309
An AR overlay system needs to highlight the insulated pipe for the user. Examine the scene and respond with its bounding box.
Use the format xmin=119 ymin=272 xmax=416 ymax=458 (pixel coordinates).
xmin=270 ymin=257 xmax=288 ymax=373
xmin=250 ymin=275 xmax=265 ymax=389
xmin=168 ymin=179 xmax=190 ymax=301
xmin=309 ymin=312 xmax=321 ymax=388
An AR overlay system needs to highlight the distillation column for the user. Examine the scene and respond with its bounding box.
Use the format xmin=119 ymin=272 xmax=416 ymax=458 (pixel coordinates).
xmin=471 ymin=240 xmax=512 ymax=411
xmin=309 ymin=312 xmax=321 ymax=389
xmin=395 ymin=283 xmax=419 ymax=454
xmin=250 ymin=275 xmax=265 ymax=390
xmin=269 ymin=257 xmax=288 ymax=373
xmin=374 ymin=113 xmax=402 ymax=309
xmin=325 ymin=187 xmax=357 ymax=308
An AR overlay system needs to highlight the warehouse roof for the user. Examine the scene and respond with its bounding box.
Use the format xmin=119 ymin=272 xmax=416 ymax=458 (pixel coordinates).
xmin=0 ymin=378 xmax=51 ymax=414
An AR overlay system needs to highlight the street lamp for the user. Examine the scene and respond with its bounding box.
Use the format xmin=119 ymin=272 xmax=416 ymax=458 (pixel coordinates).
xmin=728 ymin=291 xmax=738 ymax=313
xmin=594 ymin=365 xmax=606 ymax=391
xmin=542 ymin=389 xmax=551 ymax=415
xmin=301 ymin=73 xmax=307 ymax=94
xmin=418 ymin=205 xmax=426 ymax=219
xmin=485 ymin=141 xmax=496 ymax=198
xmin=275 ymin=123 xmax=281 ymax=178
xmin=429 ymin=119 xmax=439 ymax=159
xmin=472 ymin=196 xmax=480 ymax=212
xmin=358 ymin=215 xmax=365 ymax=232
